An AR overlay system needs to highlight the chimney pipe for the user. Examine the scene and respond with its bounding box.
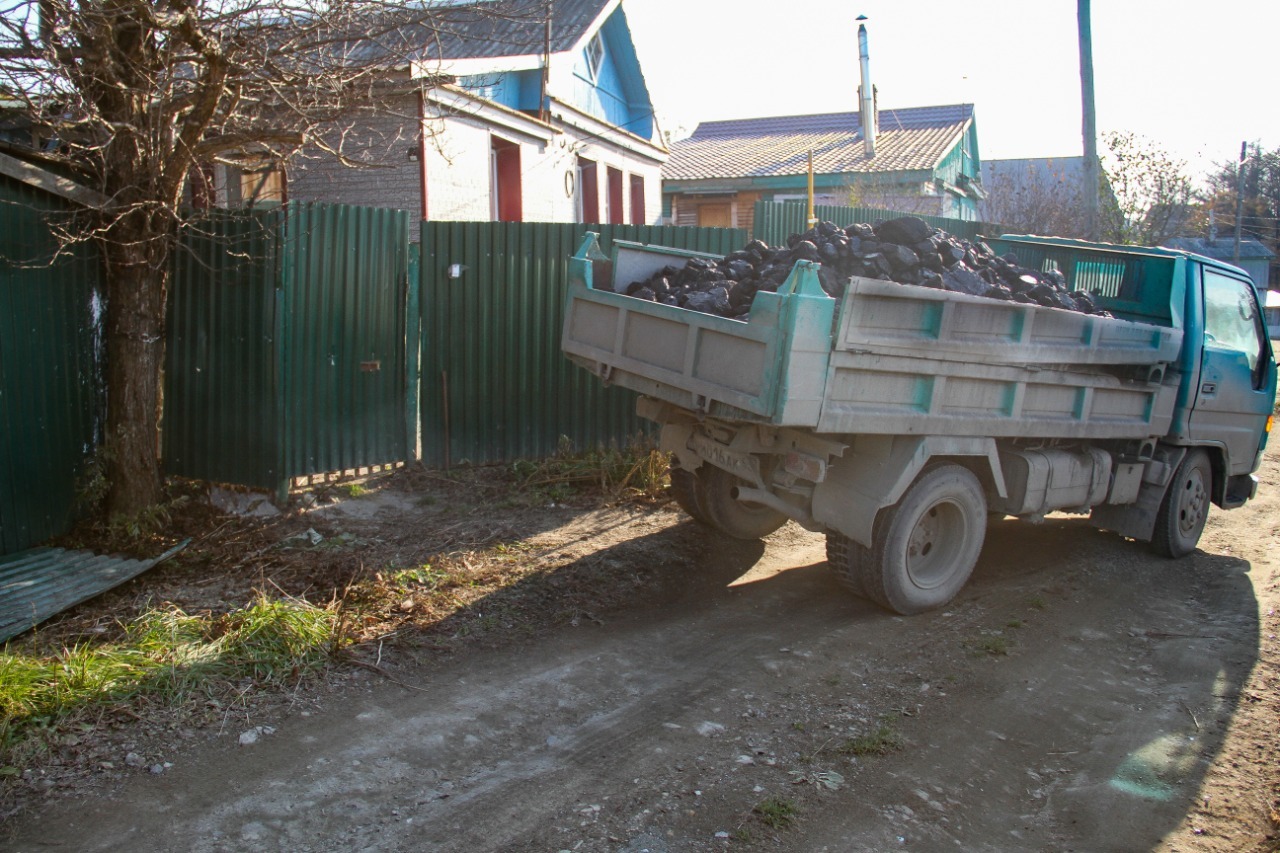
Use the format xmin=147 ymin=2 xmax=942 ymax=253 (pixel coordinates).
xmin=858 ymin=17 xmax=876 ymax=158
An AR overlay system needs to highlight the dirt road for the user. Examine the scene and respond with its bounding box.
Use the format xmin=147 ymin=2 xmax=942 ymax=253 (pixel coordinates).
xmin=6 ymin=449 xmax=1279 ymax=852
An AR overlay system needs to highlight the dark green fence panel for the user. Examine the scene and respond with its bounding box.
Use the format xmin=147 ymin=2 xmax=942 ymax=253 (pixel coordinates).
xmin=0 ymin=178 xmax=103 ymax=555
xmin=166 ymin=209 xmax=284 ymax=489
xmin=752 ymin=200 xmax=1004 ymax=245
xmin=279 ymin=204 xmax=409 ymax=480
xmin=420 ymin=222 xmax=748 ymax=468
xmin=166 ymin=202 xmax=410 ymax=493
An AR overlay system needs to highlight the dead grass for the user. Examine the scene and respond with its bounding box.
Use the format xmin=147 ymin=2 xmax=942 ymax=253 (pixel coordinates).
xmin=2 ymin=446 xmax=684 ymax=817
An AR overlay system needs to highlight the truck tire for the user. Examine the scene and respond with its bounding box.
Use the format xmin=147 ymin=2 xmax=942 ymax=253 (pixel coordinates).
xmin=1150 ymin=449 xmax=1211 ymax=558
xmin=669 ymin=467 xmax=709 ymax=524
xmin=825 ymin=532 xmax=869 ymax=598
xmin=698 ymin=465 xmax=788 ymax=540
xmin=862 ymin=463 xmax=987 ymax=615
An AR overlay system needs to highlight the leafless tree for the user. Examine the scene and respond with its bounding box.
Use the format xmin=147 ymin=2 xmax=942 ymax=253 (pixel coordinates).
xmin=0 ymin=0 xmax=532 ymax=516
xmin=1098 ymin=131 xmax=1202 ymax=246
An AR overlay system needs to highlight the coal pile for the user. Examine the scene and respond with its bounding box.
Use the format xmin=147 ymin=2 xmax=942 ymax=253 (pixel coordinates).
xmin=616 ymin=216 xmax=1109 ymax=321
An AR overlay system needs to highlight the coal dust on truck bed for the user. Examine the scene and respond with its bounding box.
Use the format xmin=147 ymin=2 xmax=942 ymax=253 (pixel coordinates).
xmin=562 ymin=216 xmax=1277 ymax=615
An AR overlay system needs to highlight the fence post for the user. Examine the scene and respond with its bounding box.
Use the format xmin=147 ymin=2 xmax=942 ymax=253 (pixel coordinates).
xmin=405 ymin=240 xmax=422 ymax=462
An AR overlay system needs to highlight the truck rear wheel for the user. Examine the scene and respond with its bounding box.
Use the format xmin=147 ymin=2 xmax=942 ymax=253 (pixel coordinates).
xmin=825 ymin=532 xmax=869 ymax=598
xmin=1151 ymin=449 xmax=1211 ymax=558
xmin=699 ymin=465 xmax=788 ymax=540
xmin=862 ymin=463 xmax=987 ymax=615
xmin=669 ymin=467 xmax=709 ymax=524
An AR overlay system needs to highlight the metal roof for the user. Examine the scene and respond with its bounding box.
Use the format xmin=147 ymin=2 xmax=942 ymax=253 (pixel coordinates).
xmin=350 ymin=0 xmax=611 ymax=66
xmin=1162 ymin=235 xmax=1276 ymax=261
xmin=663 ymin=104 xmax=974 ymax=182
xmin=981 ymin=156 xmax=1085 ymax=192
xmin=0 ymin=541 xmax=188 ymax=642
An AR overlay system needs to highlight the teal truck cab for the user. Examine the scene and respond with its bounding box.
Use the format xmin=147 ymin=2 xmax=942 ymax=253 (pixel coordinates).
xmin=562 ymin=233 xmax=1276 ymax=615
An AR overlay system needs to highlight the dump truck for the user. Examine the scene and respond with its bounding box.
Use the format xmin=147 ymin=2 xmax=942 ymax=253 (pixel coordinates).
xmin=561 ymin=232 xmax=1277 ymax=614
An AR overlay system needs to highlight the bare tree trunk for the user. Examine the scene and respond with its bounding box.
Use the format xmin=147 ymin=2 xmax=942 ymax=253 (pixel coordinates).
xmin=101 ymin=210 xmax=170 ymax=517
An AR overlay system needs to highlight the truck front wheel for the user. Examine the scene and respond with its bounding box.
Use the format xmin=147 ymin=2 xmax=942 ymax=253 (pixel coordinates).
xmin=1151 ymin=449 xmax=1212 ymax=558
xmin=862 ymin=463 xmax=987 ymax=615
xmin=698 ymin=465 xmax=788 ymax=540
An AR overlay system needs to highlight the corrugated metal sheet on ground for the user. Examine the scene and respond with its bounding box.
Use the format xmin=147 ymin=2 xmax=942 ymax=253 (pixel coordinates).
xmin=419 ymin=222 xmax=747 ymax=468
xmin=0 ymin=540 xmax=188 ymax=642
xmin=751 ymin=200 xmax=1003 ymax=246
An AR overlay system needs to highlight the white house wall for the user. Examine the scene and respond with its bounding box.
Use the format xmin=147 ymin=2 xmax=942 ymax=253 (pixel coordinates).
xmin=422 ymin=99 xmax=663 ymax=225
xmin=286 ymin=82 xmax=665 ymax=226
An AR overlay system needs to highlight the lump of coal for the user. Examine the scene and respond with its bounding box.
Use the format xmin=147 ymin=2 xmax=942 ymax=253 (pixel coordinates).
xmin=942 ymin=266 xmax=988 ymax=296
xmin=876 ymin=216 xmax=934 ymax=246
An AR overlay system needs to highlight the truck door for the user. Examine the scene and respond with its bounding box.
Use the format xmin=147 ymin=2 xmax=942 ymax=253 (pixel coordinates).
xmin=1187 ymin=268 xmax=1275 ymax=475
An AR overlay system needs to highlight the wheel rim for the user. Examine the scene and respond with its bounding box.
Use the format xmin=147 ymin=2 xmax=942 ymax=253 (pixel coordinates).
xmin=1176 ymin=466 xmax=1209 ymax=539
xmin=904 ymin=499 xmax=968 ymax=590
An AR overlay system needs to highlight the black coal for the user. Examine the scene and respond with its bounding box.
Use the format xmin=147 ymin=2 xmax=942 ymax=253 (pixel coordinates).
xmin=616 ymin=216 xmax=1109 ymax=321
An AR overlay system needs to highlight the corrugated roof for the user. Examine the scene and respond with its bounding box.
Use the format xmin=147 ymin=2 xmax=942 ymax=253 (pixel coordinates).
xmin=1163 ymin=235 xmax=1276 ymax=261
xmin=0 ymin=541 xmax=189 ymax=642
xmin=351 ymin=0 xmax=610 ymax=66
xmin=663 ymin=104 xmax=974 ymax=182
xmin=981 ymin=156 xmax=1085 ymax=191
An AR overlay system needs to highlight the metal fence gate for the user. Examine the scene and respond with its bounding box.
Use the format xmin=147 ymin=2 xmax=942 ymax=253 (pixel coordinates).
xmin=165 ymin=202 xmax=411 ymax=496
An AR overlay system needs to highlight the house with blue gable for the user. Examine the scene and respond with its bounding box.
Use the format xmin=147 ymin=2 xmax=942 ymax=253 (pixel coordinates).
xmin=234 ymin=0 xmax=667 ymax=226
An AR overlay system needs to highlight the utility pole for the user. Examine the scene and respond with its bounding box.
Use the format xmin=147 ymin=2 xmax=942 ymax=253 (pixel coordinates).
xmin=1078 ymin=0 xmax=1099 ymax=241
xmin=1233 ymin=141 xmax=1246 ymax=264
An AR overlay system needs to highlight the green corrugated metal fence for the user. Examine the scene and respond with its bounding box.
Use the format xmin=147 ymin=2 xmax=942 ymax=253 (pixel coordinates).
xmin=166 ymin=208 xmax=282 ymax=488
xmin=419 ymin=222 xmax=748 ymax=467
xmin=0 ymin=177 xmax=103 ymax=555
xmin=166 ymin=202 xmax=410 ymax=493
xmin=752 ymin=200 xmax=1004 ymax=246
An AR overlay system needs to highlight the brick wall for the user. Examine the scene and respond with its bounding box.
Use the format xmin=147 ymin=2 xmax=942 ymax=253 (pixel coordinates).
xmin=288 ymin=95 xmax=424 ymax=220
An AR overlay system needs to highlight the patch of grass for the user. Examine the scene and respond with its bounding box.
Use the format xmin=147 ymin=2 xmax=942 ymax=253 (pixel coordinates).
xmin=1006 ymin=617 xmax=1025 ymax=629
xmin=967 ymin=633 xmax=1010 ymax=657
xmin=838 ymin=717 xmax=903 ymax=756
xmin=791 ymin=721 xmax=806 ymax=732
xmin=340 ymin=483 xmax=367 ymax=498
xmin=752 ymin=797 xmax=798 ymax=829
xmin=1028 ymin=595 xmax=1047 ymax=610
xmin=386 ymin=564 xmax=450 ymax=592
xmin=510 ymin=436 xmax=668 ymax=501
xmin=0 ymin=596 xmax=344 ymax=763
xmin=733 ymin=827 xmax=753 ymax=842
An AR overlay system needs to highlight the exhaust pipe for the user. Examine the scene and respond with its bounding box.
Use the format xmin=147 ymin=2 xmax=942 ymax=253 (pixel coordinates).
xmin=858 ymin=16 xmax=876 ymax=158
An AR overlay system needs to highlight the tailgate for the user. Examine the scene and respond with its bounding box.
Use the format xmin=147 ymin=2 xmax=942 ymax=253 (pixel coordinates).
xmin=561 ymin=235 xmax=834 ymax=425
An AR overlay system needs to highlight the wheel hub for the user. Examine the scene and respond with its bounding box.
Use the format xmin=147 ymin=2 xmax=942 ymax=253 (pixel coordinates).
xmin=906 ymin=501 xmax=965 ymax=590
xmin=1177 ymin=468 xmax=1208 ymax=537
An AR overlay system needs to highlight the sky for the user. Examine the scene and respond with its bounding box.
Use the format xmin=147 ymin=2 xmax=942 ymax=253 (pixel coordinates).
xmin=624 ymin=0 xmax=1280 ymax=182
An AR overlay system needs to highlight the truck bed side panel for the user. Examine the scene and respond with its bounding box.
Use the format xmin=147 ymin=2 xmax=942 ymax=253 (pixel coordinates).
xmin=835 ymin=278 xmax=1183 ymax=366
xmin=817 ymin=352 xmax=1178 ymax=439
